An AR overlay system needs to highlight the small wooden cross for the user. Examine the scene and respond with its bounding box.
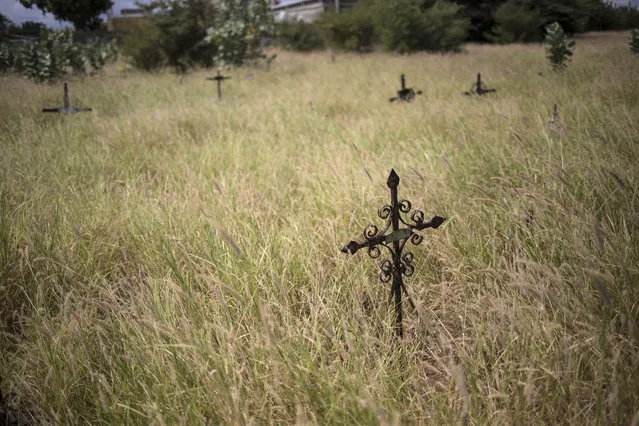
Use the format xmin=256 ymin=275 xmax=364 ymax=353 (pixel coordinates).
xmin=389 ymin=74 xmax=422 ymax=103
xmin=42 ymin=82 xmax=92 ymax=114
xmin=341 ymin=169 xmax=445 ymax=337
xmin=206 ymin=70 xmax=232 ymax=100
xmin=464 ymin=73 xmax=496 ymax=96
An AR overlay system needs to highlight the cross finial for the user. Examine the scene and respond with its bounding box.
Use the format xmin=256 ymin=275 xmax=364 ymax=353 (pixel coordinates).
xmin=387 ymin=169 xmax=400 ymax=188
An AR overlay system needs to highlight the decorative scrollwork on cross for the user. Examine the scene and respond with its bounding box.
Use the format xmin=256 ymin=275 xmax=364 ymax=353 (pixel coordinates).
xmin=341 ymin=169 xmax=445 ymax=338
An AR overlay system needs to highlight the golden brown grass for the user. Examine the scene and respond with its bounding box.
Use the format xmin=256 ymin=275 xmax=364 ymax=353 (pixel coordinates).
xmin=1 ymin=31 xmax=638 ymax=424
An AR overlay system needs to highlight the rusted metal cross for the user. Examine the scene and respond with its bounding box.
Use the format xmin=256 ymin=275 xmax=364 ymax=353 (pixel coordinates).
xmin=464 ymin=73 xmax=496 ymax=96
xmin=389 ymin=74 xmax=422 ymax=103
xmin=206 ymin=70 xmax=232 ymax=100
xmin=42 ymin=82 xmax=92 ymax=114
xmin=341 ymin=169 xmax=445 ymax=337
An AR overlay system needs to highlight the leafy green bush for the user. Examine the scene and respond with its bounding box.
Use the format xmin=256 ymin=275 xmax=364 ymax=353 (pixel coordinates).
xmin=489 ymin=0 xmax=542 ymax=43
xmin=0 ymin=28 xmax=119 ymax=81
xmin=373 ymin=0 xmax=468 ymax=53
xmin=419 ymin=1 xmax=470 ymax=52
xmin=204 ymin=0 xmax=277 ymax=66
xmin=139 ymin=0 xmax=217 ymax=72
xmin=631 ymin=28 xmax=639 ymax=54
xmin=85 ymin=38 xmax=118 ymax=72
xmin=0 ymin=41 xmax=16 ymax=72
xmin=120 ymin=21 xmax=167 ymax=71
xmin=314 ymin=6 xmax=375 ymax=52
xmin=278 ymin=21 xmax=325 ymax=52
xmin=545 ymin=21 xmax=575 ymax=71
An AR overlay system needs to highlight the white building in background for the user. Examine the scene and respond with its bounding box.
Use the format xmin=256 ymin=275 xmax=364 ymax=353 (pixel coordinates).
xmin=270 ymin=0 xmax=358 ymax=23
xmin=106 ymin=0 xmax=358 ymax=32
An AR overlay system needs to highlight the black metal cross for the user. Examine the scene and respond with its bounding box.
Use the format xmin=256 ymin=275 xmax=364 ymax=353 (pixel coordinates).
xmin=341 ymin=169 xmax=445 ymax=337
xmin=42 ymin=82 xmax=92 ymax=114
xmin=464 ymin=73 xmax=496 ymax=96
xmin=389 ymin=74 xmax=422 ymax=103
xmin=206 ymin=70 xmax=231 ymax=100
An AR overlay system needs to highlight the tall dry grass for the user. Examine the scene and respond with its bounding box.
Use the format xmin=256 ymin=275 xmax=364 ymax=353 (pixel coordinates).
xmin=1 ymin=31 xmax=638 ymax=424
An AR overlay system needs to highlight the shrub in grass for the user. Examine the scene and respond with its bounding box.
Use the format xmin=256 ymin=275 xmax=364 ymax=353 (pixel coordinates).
xmin=631 ymin=28 xmax=639 ymax=54
xmin=372 ymin=0 xmax=469 ymax=53
xmin=278 ymin=21 xmax=325 ymax=52
xmin=545 ymin=21 xmax=575 ymax=70
xmin=0 ymin=42 xmax=15 ymax=73
xmin=314 ymin=6 xmax=375 ymax=52
xmin=121 ymin=21 xmax=167 ymax=71
xmin=137 ymin=0 xmax=218 ymax=72
xmin=488 ymin=0 xmax=542 ymax=43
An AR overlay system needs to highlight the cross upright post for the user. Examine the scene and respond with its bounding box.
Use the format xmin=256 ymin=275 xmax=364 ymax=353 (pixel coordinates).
xmin=42 ymin=82 xmax=92 ymax=114
xmin=341 ymin=169 xmax=445 ymax=337
xmin=207 ymin=70 xmax=231 ymax=100
xmin=464 ymin=72 xmax=496 ymax=96
xmin=390 ymin=74 xmax=422 ymax=103
xmin=64 ymin=82 xmax=70 ymax=108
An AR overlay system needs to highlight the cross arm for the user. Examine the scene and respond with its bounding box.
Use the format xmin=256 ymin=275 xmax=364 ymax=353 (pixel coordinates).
xmin=341 ymin=233 xmax=390 ymax=255
xmin=341 ymin=215 xmax=445 ymax=255
xmin=42 ymin=106 xmax=92 ymax=114
xmin=412 ymin=215 xmax=446 ymax=231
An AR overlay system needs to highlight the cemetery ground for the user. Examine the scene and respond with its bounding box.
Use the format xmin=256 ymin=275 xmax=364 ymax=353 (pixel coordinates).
xmin=0 ymin=31 xmax=638 ymax=424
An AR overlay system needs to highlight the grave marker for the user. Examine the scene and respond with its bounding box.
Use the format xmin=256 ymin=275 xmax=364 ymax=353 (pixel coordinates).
xmin=464 ymin=73 xmax=496 ymax=96
xmin=389 ymin=74 xmax=422 ymax=103
xmin=550 ymin=104 xmax=558 ymax=124
xmin=341 ymin=169 xmax=445 ymax=337
xmin=42 ymin=83 xmax=92 ymax=114
xmin=206 ymin=70 xmax=231 ymax=100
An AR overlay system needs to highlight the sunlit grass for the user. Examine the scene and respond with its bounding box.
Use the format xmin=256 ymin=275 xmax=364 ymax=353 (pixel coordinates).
xmin=1 ymin=31 xmax=638 ymax=424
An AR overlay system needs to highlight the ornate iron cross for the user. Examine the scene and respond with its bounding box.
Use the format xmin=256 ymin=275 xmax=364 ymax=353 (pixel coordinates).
xmin=341 ymin=169 xmax=445 ymax=337
xmin=206 ymin=70 xmax=231 ymax=100
xmin=464 ymin=73 xmax=496 ymax=96
xmin=389 ymin=74 xmax=422 ymax=103
xmin=42 ymin=82 xmax=92 ymax=114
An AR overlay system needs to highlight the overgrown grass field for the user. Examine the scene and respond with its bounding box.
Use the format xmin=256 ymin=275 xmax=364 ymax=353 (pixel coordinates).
xmin=1 ymin=31 xmax=638 ymax=424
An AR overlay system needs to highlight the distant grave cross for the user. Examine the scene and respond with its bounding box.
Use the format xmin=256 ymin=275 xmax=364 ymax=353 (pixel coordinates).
xmin=464 ymin=73 xmax=496 ymax=96
xmin=42 ymin=82 xmax=92 ymax=114
xmin=389 ymin=74 xmax=422 ymax=103
xmin=341 ymin=169 xmax=445 ymax=337
xmin=206 ymin=70 xmax=231 ymax=100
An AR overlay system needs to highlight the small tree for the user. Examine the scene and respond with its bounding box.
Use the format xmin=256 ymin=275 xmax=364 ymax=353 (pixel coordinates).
xmin=545 ymin=21 xmax=575 ymax=70
xmin=204 ymin=0 xmax=277 ymax=67
xmin=630 ymin=28 xmax=639 ymax=54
